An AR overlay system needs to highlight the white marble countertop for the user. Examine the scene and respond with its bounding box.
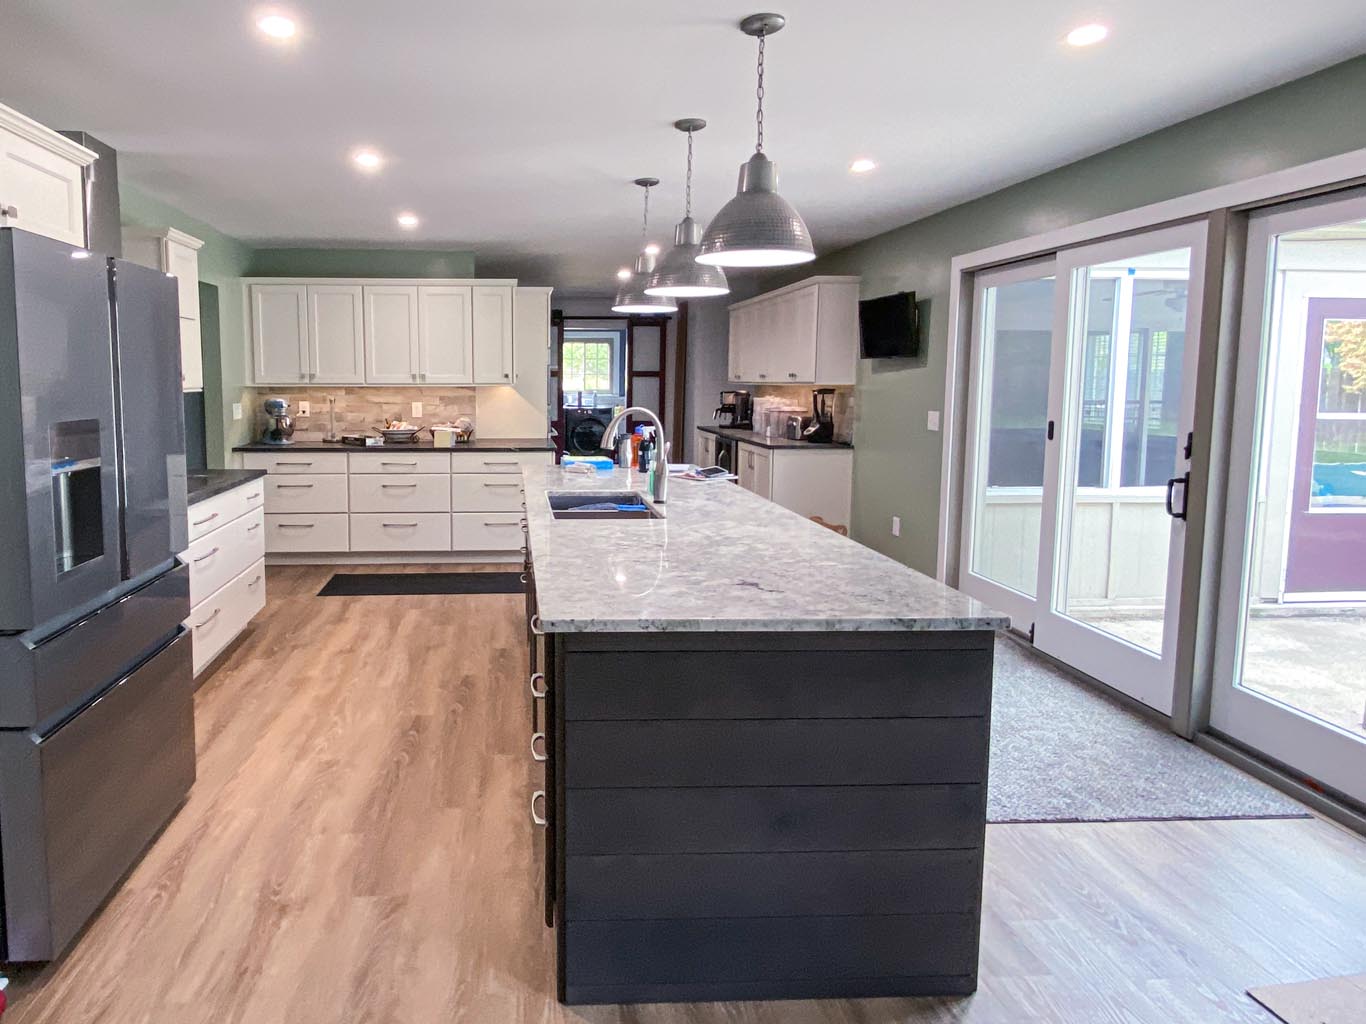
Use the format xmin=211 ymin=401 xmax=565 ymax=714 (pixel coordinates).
xmin=523 ymin=466 xmax=1010 ymax=633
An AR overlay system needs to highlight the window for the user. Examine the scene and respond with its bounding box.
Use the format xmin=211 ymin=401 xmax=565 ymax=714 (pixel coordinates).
xmin=561 ymin=339 xmax=614 ymax=394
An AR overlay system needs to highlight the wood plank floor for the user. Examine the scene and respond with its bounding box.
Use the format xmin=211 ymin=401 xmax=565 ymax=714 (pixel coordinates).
xmin=5 ymin=564 xmax=1365 ymax=1023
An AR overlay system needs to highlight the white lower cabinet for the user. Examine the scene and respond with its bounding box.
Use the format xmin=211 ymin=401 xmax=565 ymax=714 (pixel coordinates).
xmin=265 ymin=514 xmax=350 ymax=553
xmin=451 ymin=512 xmax=524 ymax=551
xmin=450 ymin=473 xmax=525 ymax=511
xmin=350 ymin=513 xmax=451 ymax=552
xmin=736 ymin=442 xmax=854 ymax=529
xmin=349 ymin=474 xmax=451 ymax=513
xmin=180 ymin=478 xmax=269 ymax=677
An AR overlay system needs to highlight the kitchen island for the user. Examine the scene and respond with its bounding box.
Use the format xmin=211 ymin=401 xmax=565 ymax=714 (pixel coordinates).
xmin=521 ymin=466 xmax=1008 ymax=1005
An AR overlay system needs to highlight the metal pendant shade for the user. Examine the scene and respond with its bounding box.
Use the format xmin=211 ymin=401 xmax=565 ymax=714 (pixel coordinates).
xmin=697 ymin=13 xmax=815 ymax=269
xmin=646 ymin=119 xmax=730 ymax=297
xmin=613 ymin=177 xmax=678 ymax=314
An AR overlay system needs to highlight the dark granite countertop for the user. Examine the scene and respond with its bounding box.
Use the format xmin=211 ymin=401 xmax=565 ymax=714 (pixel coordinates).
xmin=232 ymin=436 xmax=556 ymax=453
xmin=697 ymin=424 xmax=853 ymax=451
xmin=187 ymin=469 xmax=267 ymax=506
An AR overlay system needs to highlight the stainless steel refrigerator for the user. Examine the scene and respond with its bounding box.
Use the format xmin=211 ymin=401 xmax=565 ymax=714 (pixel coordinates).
xmin=0 ymin=226 xmax=196 ymax=962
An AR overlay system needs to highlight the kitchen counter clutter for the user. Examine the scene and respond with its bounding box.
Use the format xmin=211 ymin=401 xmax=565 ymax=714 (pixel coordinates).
xmin=233 ymin=436 xmax=554 ymax=453
xmin=696 ymin=423 xmax=852 ymax=451
xmin=521 ymin=466 xmax=1007 ymax=1004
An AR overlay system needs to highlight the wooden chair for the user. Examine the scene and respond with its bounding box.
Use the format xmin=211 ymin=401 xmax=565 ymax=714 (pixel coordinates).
xmin=810 ymin=516 xmax=849 ymax=537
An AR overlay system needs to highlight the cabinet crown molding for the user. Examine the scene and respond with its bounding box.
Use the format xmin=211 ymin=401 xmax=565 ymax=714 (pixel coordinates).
xmin=242 ymin=276 xmax=519 ymax=287
xmin=0 ymin=103 xmax=98 ymax=166
xmin=728 ymin=275 xmax=861 ymax=311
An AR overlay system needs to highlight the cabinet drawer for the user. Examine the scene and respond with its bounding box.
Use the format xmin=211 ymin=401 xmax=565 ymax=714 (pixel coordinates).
xmin=350 ymin=513 xmax=451 ymax=552
xmin=187 ymin=479 xmax=264 ymax=542
xmin=185 ymin=508 xmax=264 ymax=606
xmin=450 ymin=512 xmax=525 ymax=551
xmin=263 ymin=473 xmax=349 ymax=513
xmin=347 ymin=451 xmax=450 ymax=474
xmin=450 ymin=451 xmax=550 ymax=475
xmin=264 ymin=513 xmax=350 ymax=553
xmin=451 ymin=473 xmax=525 ymax=511
xmin=241 ymin=451 xmax=348 ymax=474
xmin=188 ymin=558 xmax=265 ymax=676
xmin=349 ymin=474 xmax=451 ymax=513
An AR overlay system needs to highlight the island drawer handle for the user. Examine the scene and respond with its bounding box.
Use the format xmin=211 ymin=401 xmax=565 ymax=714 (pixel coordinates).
xmin=248 ymin=575 xmax=263 ymax=587
xmin=484 ymin=520 xmax=519 ymax=527
xmin=529 ymin=672 xmax=547 ymax=698
xmin=246 ymin=492 xmax=262 ymax=500
xmin=531 ymin=791 xmax=547 ymax=827
xmin=483 ymin=460 xmax=519 ymax=467
xmin=195 ymin=607 xmax=221 ymax=629
xmin=192 ymin=512 xmax=219 ymax=527
xmin=381 ymin=460 xmax=419 ymax=467
xmin=531 ymin=732 xmax=547 ymax=762
xmin=381 ymin=483 xmax=419 ymax=489
xmin=276 ymin=483 xmax=315 ymax=488
xmin=278 ymin=523 xmax=315 ymax=529
xmin=483 ymin=482 xmax=521 ymax=488
xmin=529 ymin=615 xmax=544 ymax=636
xmin=192 ymin=547 xmax=219 ymax=563
xmin=275 ymin=461 xmax=313 ymax=466
xmin=382 ymin=522 xmax=420 ymax=528
xmin=246 ymin=523 xmax=261 ymax=532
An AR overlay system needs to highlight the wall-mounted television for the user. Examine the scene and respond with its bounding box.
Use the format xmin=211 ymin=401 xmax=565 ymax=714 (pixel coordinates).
xmin=858 ymin=291 xmax=919 ymax=359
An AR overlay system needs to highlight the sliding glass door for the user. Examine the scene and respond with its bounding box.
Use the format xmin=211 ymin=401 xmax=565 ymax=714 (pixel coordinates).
xmin=961 ymin=223 xmax=1207 ymax=713
xmin=1212 ymin=191 xmax=1366 ymax=804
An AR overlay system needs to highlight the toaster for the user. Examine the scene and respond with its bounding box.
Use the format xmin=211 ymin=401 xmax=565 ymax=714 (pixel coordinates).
xmin=784 ymin=414 xmax=809 ymax=440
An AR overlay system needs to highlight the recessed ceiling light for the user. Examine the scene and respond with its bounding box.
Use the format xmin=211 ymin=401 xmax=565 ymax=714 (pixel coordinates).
xmin=849 ymin=158 xmax=877 ymax=174
xmin=256 ymin=12 xmax=297 ymax=40
xmin=1065 ymin=23 xmax=1109 ymax=47
xmin=643 ymin=243 xmax=661 ymax=256
xmin=350 ymin=148 xmax=383 ymax=172
xmin=396 ymin=212 xmax=419 ymax=229
xmin=616 ymin=268 xmax=632 ymax=281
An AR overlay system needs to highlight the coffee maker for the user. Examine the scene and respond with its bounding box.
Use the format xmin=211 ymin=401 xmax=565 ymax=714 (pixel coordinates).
xmin=714 ymin=389 xmax=754 ymax=429
xmin=802 ymin=388 xmax=836 ymax=443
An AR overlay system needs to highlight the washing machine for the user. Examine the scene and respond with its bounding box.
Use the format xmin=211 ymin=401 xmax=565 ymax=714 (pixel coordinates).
xmin=563 ymin=407 xmax=610 ymax=456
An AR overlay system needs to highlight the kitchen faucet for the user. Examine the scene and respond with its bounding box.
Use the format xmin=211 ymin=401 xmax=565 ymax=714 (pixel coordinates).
xmin=601 ymin=406 xmax=669 ymax=504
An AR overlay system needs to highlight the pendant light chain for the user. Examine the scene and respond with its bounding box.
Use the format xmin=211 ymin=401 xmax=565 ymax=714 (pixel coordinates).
xmin=754 ymin=31 xmax=766 ymax=153
xmin=685 ymin=129 xmax=694 ymax=218
xmin=640 ymin=181 xmax=651 ymax=246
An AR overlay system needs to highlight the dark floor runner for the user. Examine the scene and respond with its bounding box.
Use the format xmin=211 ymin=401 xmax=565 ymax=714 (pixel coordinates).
xmin=318 ymin=572 xmax=523 ymax=596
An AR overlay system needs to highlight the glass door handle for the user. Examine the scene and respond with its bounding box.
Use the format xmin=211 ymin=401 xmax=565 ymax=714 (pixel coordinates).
xmin=1165 ymin=473 xmax=1190 ymax=521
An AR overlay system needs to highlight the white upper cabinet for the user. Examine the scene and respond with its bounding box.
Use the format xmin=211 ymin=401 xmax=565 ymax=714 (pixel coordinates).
xmin=364 ymin=286 xmax=420 ymax=384
xmin=727 ymin=276 xmax=860 ymax=386
xmin=251 ymin=284 xmax=309 ymax=384
xmin=162 ymin=231 xmax=202 ymax=320
xmin=125 ymin=227 xmax=207 ymax=392
xmin=472 ymin=285 xmax=514 ymax=384
xmin=418 ymin=286 xmax=473 ymax=384
xmin=308 ymin=285 xmax=365 ymax=383
xmin=0 ymin=104 xmax=93 ymax=248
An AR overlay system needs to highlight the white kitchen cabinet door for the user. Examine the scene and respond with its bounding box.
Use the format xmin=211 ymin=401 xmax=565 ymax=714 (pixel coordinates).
xmin=728 ymin=305 xmax=753 ymax=384
xmin=179 ymin=316 xmax=203 ymax=392
xmin=472 ymin=285 xmax=514 ymax=384
xmin=251 ymin=284 xmax=309 ymax=384
xmin=695 ymin=430 xmax=715 ymax=467
xmin=163 ymin=236 xmax=201 ymax=320
xmin=773 ymin=284 xmax=819 ymax=383
xmin=737 ymin=443 xmax=772 ymax=499
xmin=307 ymin=285 xmax=365 ymax=383
xmin=752 ymin=297 xmax=783 ymax=384
xmin=364 ymin=285 xmax=420 ymax=384
xmin=418 ymin=285 xmax=474 ymax=384
xmin=0 ymin=117 xmax=88 ymax=247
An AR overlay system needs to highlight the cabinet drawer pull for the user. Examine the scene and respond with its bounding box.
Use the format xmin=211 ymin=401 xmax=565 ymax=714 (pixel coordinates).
xmin=519 ymin=572 xmax=528 ymax=584
xmin=246 ymin=523 xmax=261 ymax=532
xmin=482 ymin=460 xmax=519 ymax=467
xmin=195 ymin=607 xmax=221 ymax=629
xmin=275 ymin=461 xmax=313 ymax=466
xmin=381 ymin=482 xmax=419 ymax=489
xmin=484 ymin=520 xmax=519 ymax=527
xmin=529 ymin=671 xmax=547 ymax=698
xmin=787 ymin=372 xmax=798 ymax=379
xmin=529 ymin=614 xmax=544 ymax=636
xmin=381 ymin=460 xmax=418 ymax=467
xmin=483 ymin=482 xmax=520 ymax=488
xmin=277 ymin=523 xmax=315 ymax=529
xmin=531 ymin=732 xmax=547 ymax=762
xmin=192 ymin=546 xmax=219 ymax=563
xmin=246 ymin=492 xmax=262 ymax=500
xmin=248 ymin=575 xmax=263 ymax=587
xmin=191 ymin=512 xmax=219 ymax=527
xmin=276 ymin=483 xmax=315 ymax=488
xmin=0 ymin=204 xmax=18 ymax=219
xmin=531 ymin=791 xmax=547 ymax=827
xmin=381 ymin=522 xmax=420 ymax=528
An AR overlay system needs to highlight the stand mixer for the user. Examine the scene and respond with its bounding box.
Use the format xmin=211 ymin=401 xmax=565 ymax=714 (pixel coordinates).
xmin=260 ymin=397 xmax=296 ymax=445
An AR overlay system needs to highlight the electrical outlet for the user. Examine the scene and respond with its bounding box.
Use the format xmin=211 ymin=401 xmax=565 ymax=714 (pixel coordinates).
xmin=891 ymin=515 xmax=902 ymax=538
xmin=231 ymin=403 xmax=243 ymax=421
xmin=927 ymin=410 xmax=940 ymax=432
xmin=298 ymin=401 xmax=310 ymax=418
xmin=411 ymin=401 xmax=423 ymax=419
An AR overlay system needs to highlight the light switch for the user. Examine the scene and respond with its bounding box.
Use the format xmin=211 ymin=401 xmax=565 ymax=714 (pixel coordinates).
xmin=891 ymin=515 xmax=901 ymax=538
xmin=927 ymin=410 xmax=941 ymax=432
xmin=232 ymin=403 xmax=243 ymax=421
xmin=298 ymin=401 xmax=310 ymax=418
xmin=411 ymin=401 xmax=423 ymax=419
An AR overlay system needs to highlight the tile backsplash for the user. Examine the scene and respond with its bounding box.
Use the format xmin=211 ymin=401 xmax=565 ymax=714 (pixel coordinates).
xmin=245 ymin=386 xmax=476 ymax=442
xmin=752 ymin=385 xmax=857 ymax=445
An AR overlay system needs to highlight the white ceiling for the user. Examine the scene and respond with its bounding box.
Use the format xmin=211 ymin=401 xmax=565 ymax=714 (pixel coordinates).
xmin=3 ymin=2 xmax=1365 ymax=296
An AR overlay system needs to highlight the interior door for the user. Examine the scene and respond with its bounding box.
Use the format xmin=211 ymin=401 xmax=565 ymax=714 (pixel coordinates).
xmin=1033 ymin=223 xmax=1207 ymax=713
xmin=1211 ymin=190 xmax=1366 ymax=804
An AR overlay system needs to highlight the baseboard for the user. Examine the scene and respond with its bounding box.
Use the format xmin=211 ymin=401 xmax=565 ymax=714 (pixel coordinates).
xmin=265 ymin=552 xmax=522 ymax=566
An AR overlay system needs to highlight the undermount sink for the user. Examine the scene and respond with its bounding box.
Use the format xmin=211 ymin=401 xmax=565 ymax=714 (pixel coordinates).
xmin=548 ymin=491 xmax=663 ymax=520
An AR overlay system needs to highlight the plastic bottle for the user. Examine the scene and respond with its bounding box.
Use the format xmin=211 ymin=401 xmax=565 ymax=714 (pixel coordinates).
xmin=638 ymin=427 xmax=655 ymax=476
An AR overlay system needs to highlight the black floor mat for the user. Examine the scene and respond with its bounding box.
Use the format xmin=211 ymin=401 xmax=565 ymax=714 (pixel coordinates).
xmin=318 ymin=572 xmax=524 ymax=596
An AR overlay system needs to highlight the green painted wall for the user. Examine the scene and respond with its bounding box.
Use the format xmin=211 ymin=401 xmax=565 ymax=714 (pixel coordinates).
xmin=119 ymin=183 xmax=255 ymax=466
xmin=764 ymin=55 xmax=1366 ymax=576
xmin=247 ymin=248 xmax=475 ymax=278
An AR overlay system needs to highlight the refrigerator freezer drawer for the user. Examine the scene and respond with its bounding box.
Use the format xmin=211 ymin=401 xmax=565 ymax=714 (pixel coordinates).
xmin=0 ymin=563 xmax=188 ymax=729
xmin=0 ymin=628 xmax=195 ymax=962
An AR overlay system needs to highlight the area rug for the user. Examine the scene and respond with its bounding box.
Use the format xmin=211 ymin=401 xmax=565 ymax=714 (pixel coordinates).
xmin=1248 ymin=973 xmax=1366 ymax=1024
xmin=987 ymin=637 xmax=1311 ymax=823
xmin=318 ymin=572 xmax=523 ymax=596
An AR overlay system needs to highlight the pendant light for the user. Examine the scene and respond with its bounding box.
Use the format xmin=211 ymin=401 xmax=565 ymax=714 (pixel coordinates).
xmin=612 ymin=177 xmax=679 ymax=314
xmin=645 ymin=119 xmax=729 ymax=298
xmin=697 ymin=13 xmax=815 ymax=269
